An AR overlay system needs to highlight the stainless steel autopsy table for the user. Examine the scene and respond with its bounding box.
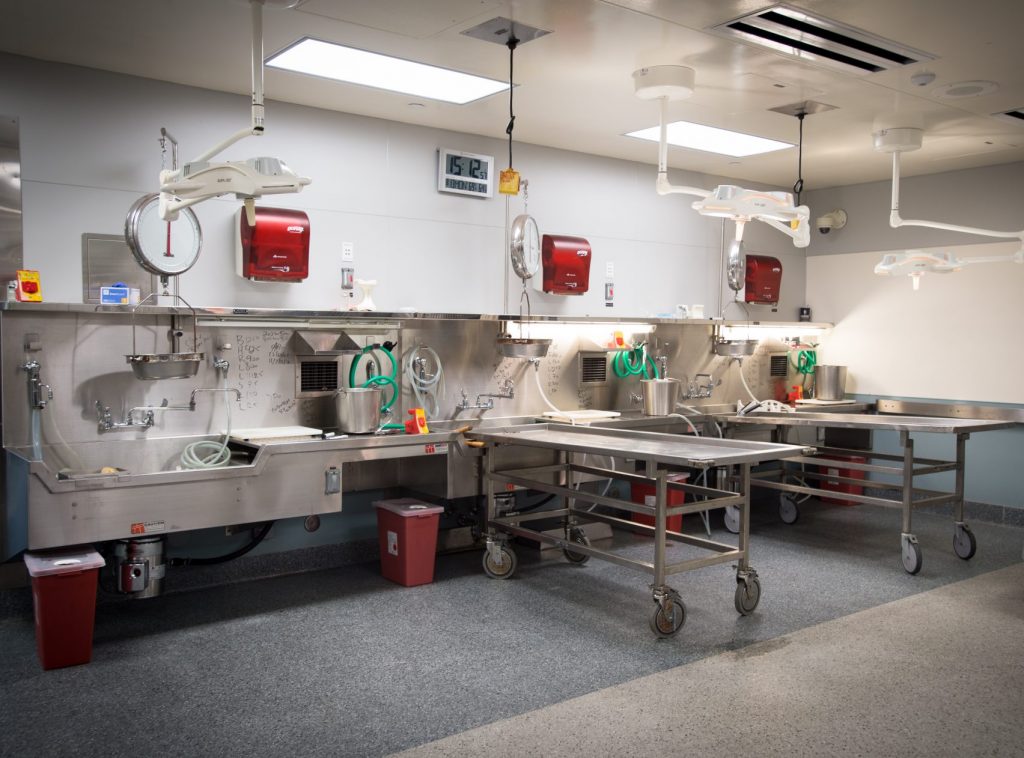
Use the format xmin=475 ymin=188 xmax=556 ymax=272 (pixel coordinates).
xmin=466 ymin=424 xmax=811 ymax=637
xmin=722 ymin=412 xmax=1015 ymax=574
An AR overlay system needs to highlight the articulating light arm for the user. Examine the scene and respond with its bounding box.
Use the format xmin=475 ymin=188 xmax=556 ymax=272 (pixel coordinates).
xmin=655 ymin=98 xmax=712 ymax=199
xmin=652 ymin=98 xmax=810 ymax=248
xmin=158 ymin=0 xmax=309 ymax=222
xmin=889 ymin=152 xmax=1024 ymax=253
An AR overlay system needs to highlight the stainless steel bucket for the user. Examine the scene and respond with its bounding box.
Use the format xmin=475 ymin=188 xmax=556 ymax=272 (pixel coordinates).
xmin=334 ymin=387 xmax=383 ymax=433
xmin=815 ymin=365 xmax=848 ymax=400
xmin=641 ymin=378 xmax=681 ymax=416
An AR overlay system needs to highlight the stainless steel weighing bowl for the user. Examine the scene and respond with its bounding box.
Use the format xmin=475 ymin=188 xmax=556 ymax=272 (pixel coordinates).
xmin=126 ymin=352 xmax=204 ymax=380
xmin=496 ymin=337 xmax=551 ymax=359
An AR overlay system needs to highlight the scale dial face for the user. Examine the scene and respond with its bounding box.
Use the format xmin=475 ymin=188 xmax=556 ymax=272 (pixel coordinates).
xmin=510 ymin=214 xmax=541 ymax=281
xmin=124 ymin=193 xmax=202 ymax=276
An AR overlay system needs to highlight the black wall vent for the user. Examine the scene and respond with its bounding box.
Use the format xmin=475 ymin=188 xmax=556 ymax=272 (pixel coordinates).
xmin=299 ymin=360 xmax=339 ymax=395
xmin=769 ymin=353 xmax=789 ymax=378
xmin=711 ymin=5 xmax=935 ymax=75
xmin=579 ymin=352 xmax=609 ymax=385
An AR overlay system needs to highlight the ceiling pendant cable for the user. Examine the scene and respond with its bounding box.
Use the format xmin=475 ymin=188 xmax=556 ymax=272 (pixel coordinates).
xmin=792 ymin=111 xmax=806 ymax=206
xmin=506 ymin=35 xmax=519 ymax=169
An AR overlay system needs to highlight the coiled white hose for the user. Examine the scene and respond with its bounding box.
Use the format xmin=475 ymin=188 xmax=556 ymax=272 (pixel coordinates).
xmin=405 ymin=346 xmax=444 ymax=419
xmin=180 ymin=380 xmax=233 ymax=469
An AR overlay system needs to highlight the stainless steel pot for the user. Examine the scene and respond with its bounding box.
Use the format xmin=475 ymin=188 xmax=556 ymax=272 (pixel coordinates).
xmin=334 ymin=387 xmax=383 ymax=433
xmin=641 ymin=378 xmax=681 ymax=416
xmin=815 ymin=365 xmax=848 ymax=400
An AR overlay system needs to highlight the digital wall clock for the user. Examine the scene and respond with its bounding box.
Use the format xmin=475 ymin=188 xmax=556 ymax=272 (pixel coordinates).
xmin=437 ymin=148 xmax=494 ymax=198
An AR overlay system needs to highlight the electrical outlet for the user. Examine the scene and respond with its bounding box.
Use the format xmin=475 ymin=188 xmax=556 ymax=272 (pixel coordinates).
xmin=342 ymin=242 xmax=354 ymax=262
xmin=605 ymin=261 xmax=614 ymax=278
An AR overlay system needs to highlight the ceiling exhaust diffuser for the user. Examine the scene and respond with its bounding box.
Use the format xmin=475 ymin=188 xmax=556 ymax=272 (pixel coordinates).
xmin=710 ymin=5 xmax=935 ymax=75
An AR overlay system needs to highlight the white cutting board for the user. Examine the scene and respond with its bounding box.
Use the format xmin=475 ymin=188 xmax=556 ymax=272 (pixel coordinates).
xmin=795 ymin=398 xmax=857 ymax=406
xmin=539 ymin=410 xmax=621 ymax=424
xmin=229 ymin=426 xmax=323 ymax=443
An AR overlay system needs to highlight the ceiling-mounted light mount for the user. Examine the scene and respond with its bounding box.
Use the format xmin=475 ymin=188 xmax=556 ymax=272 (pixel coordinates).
xmin=871 ymin=116 xmax=1024 ymax=286
xmin=633 ymin=65 xmax=695 ymax=101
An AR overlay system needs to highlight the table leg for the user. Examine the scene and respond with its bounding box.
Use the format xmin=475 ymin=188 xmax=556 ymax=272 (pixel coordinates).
xmin=735 ymin=462 xmax=761 ymax=614
xmin=900 ymin=430 xmax=922 ymax=574
xmin=952 ymin=432 xmax=977 ymax=560
xmin=482 ymin=445 xmax=517 ymax=579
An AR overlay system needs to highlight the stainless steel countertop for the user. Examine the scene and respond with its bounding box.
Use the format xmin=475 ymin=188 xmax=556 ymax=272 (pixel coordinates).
xmin=722 ymin=412 xmax=1015 ymax=434
xmin=468 ymin=423 xmax=812 ymax=468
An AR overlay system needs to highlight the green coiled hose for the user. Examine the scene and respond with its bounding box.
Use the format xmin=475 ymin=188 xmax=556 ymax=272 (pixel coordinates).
xmin=612 ymin=345 xmax=660 ymax=380
xmin=791 ymin=348 xmax=817 ymax=390
xmin=349 ymin=345 xmax=398 ymax=411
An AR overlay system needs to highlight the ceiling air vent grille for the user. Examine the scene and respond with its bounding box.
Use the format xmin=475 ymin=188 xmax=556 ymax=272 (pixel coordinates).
xmin=994 ymin=108 xmax=1024 ymax=125
xmin=711 ymin=5 xmax=935 ymax=75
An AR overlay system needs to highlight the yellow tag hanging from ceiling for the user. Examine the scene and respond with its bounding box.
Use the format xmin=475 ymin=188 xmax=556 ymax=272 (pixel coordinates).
xmin=499 ymin=168 xmax=521 ymax=195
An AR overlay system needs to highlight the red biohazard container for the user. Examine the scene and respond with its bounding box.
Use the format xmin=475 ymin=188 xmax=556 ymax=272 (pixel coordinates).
xmin=630 ymin=473 xmax=689 ymax=532
xmin=23 ymin=548 xmax=105 ymax=670
xmin=373 ymin=499 xmax=445 ymax=587
xmin=818 ymin=454 xmax=867 ymax=505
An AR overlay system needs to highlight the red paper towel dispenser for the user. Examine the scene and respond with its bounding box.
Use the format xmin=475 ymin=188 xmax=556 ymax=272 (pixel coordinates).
xmin=535 ymin=234 xmax=591 ymax=295
xmin=236 ymin=206 xmax=310 ymax=282
xmin=744 ymin=254 xmax=782 ymax=305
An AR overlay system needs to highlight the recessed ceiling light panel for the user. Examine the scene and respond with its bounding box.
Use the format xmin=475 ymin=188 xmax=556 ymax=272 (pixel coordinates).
xmin=266 ymin=38 xmax=509 ymax=104
xmin=626 ymin=121 xmax=793 ymax=157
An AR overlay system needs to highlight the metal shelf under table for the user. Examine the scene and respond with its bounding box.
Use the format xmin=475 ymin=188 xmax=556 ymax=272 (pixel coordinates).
xmin=467 ymin=424 xmax=810 ymax=637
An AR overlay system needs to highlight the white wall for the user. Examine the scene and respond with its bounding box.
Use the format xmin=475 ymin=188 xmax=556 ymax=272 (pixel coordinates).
xmin=0 ymin=53 xmax=802 ymax=319
xmin=806 ymin=242 xmax=1023 ymax=403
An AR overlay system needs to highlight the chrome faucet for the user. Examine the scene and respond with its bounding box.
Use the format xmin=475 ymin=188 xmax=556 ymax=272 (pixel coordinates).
xmin=189 ymin=387 xmax=242 ymax=410
xmin=96 ymin=388 xmax=242 ymax=433
xmin=96 ymin=401 xmax=155 ymax=433
xmin=457 ymin=389 xmax=493 ymax=412
xmin=457 ymin=380 xmax=514 ymax=412
xmin=21 ymin=360 xmax=53 ymax=410
xmin=686 ymin=373 xmax=716 ymax=399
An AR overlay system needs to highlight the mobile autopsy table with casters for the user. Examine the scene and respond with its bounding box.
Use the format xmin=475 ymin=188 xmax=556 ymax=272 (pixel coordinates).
xmin=466 ymin=424 xmax=810 ymax=637
xmin=722 ymin=413 xmax=1014 ymax=574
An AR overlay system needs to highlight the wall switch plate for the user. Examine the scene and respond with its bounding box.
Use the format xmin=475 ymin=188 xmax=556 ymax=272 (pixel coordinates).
xmin=325 ymin=466 xmax=342 ymax=494
xmin=342 ymin=242 xmax=354 ymax=262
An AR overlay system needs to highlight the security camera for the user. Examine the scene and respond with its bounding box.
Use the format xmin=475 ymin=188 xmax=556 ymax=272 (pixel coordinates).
xmin=816 ymin=209 xmax=848 ymax=234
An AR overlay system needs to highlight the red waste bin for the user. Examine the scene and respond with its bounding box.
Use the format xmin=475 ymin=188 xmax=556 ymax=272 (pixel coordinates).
xmin=23 ymin=548 xmax=105 ymax=670
xmin=818 ymin=454 xmax=867 ymax=505
xmin=630 ymin=473 xmax=689 ymax=532
xmin=373 ymin=499 xmax=445 ymax=587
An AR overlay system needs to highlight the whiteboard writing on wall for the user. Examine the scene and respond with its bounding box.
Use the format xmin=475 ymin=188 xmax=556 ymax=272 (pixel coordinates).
xmin=806 ymin=241 xmax=1023 ymax=404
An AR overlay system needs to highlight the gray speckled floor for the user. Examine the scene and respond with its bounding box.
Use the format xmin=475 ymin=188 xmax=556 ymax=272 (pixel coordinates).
xmin=0 ymin=501 xmax=1021 ymax=758
xmin=393 ymin=562 xmax=1024 ymax=758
